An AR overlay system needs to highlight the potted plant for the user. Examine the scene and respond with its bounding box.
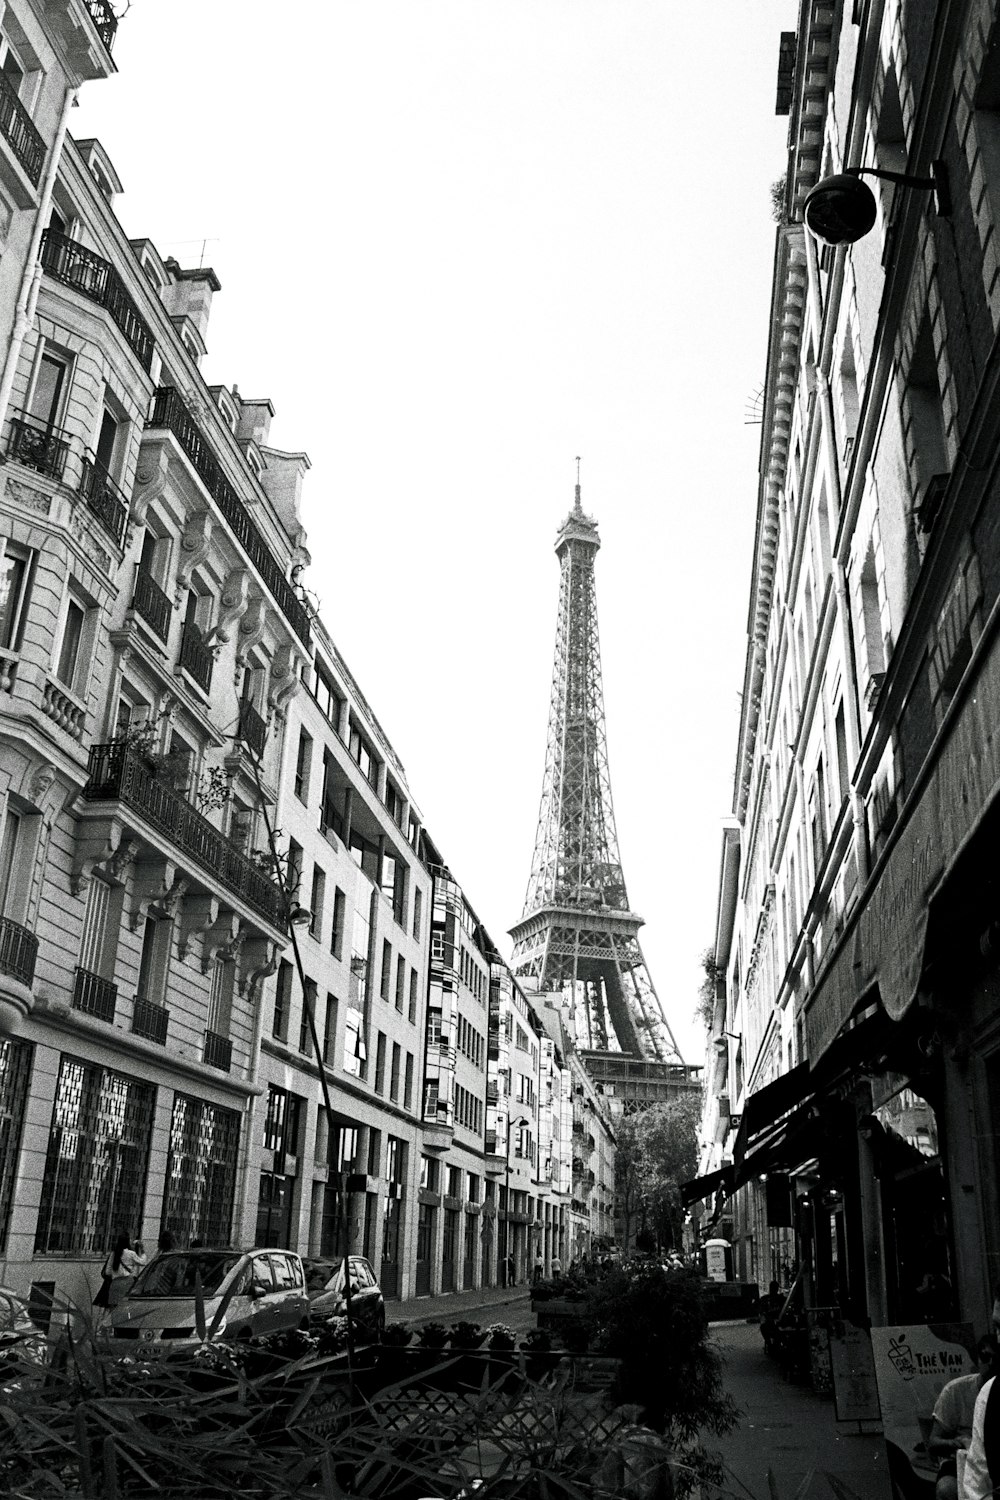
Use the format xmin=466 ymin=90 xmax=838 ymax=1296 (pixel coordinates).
xmin=448 ymin=1320 xmax=486 ymax=1349
xmin=415 ymin=1321 xmax=450 ymax=1350
xmin=380 ymin=1321 xmax=413 ymax=1347
xmin=519 ymin=1325 xmax=557 ymax=1382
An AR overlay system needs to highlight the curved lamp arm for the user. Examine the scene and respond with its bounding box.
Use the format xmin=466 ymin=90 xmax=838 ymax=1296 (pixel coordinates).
xmin=846 ymin=160 xmax=951 ymax=215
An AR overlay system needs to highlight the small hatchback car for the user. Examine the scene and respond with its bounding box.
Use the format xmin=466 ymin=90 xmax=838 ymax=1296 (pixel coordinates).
xmin=109 ymin=1247 xmax=308 ymax=1346
xmin=302 ymin=1255 xmax=385 ymax=1343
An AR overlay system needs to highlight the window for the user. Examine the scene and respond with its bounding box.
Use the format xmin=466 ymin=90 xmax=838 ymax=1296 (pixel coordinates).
xmin=273 ymin=959 xmax=293 ymax=1042
xmin=408 ymin=967 xmax=418 ymax=1024
xmin=161 ymin=1095 xmax=240 ymax=1249
xmin=286 ymin=838 xmax=303 ymax=901
xmin=412 ymin=887 xmax=423 ymax=941
xmin=835 ymin=703 xmax=850 ymax=804
xmin=28 ymin=350 xmax=69 ymax=430
xmin=348 ymin=720 xmax=378 ymax=786
xmin=384 ymin=781 xmax=401 ymax=825
xmin=94 ymin=405 xmax=121 ymax=478
xmin=139 ymin=525 xmax=170 ymax=588
xmin=331 ymin=887 xmax=346 ymax=960
xmin=427 ymin=1009 xmax=443 ymax=1046
xmin=374 ymin=1032 xmax=386 ymax=1094
xmin=859 ymin=542 xmax=887 ymax=681
xmin=351 ymin=907 xmax=370 ymax=1007
xmin=207 ymin=961 xmax=234 ymax=1038
xmin=395 ymin=954 xmax=405 ymax=1013
xmin=0 ymin=807 xmax=23 ymax=919
xmin=906 ymin=314 xmax=951 ymax=529
xmin=78 ymin=877 xmax=121 ymax=981
xmin=390 ymin=1042 xmax=401 ymax=1102
xmin=0 ymin=545 xmax=32 ymax=652
xmin=262 ymin=1084 xmax=301 ymax=1157
xmin=34 ymin=1056 xmax=155 ymax=1254
xmin=323 ymin=993 xmax=337 ymax=1065
xmin=380 ymin=940 xmax=392 ymax=1002
xmin=403 ymin=1052 xmax=413 ymax=1110
xmin=299 ymin=978 xmax=317 ymax=1054
xmin=294 ymin=729 xmax=312 ymax=803
xmin=137 ymin=913 xmax=171 ymax=1008
xmin=313 ymin=662 xmax=344 ymax=730
xmin=344 ymin=1006 xmax=365 ymax=1076
xmin=55 ymin=595 xmax=86 ymax=691
xmin=0 ymin=1039 xmax=31 ymax=1253
xmin=0 ymin=33 xmax=27 ymax=101
xmin=309 ymin=864 xmax=326 ymax=940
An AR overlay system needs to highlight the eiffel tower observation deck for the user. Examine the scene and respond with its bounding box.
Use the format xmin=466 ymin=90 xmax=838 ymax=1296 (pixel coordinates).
xmin=509 ymin=477 xmax=701 ymax=1108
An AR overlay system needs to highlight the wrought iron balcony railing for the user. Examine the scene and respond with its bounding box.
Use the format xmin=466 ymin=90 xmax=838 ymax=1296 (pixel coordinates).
xmin=6 ymin=414 xmax=69 ymax=481
xmin=146 ymin=387 xmax=311 ymax=648
xmin=238 ymin=701 xmax=267 ymax=758
xmin=40 ymin=229 xmax=154 ymax=371
xmin=131 ymin=565 xmax=171 ymax=642
xmin=86 ymin=0 xmax=118 ymax=54
xmin=178 ymin=621 xmax=213 ymax=694
xmin=83 ymin=741 xmax=285 ymax=928
xmin=0 ymin=69 xmax=44 ymax=187
xmin=203 ymin=1030 xmax=233 ymax=1072
xmin=132 ymin=995 xmax=168 ymax=1044
xmin=0 ymin=916 xmax=38 ymax=986
xmin=72 ymin=966 xmax=116 ymax=1023
xmin=79 ymin=453 xmax=128 ymax=546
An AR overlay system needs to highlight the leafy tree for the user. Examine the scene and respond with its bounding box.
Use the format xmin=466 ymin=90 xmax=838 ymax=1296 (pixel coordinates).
xmin=616 ymin=1096 xmax=701 ymax=1253
xmin=694 ymin=947 xmax=723 ymax=1031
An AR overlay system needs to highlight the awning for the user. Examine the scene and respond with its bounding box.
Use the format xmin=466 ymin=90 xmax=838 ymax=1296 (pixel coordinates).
xmin=805 ymin=613 xmax=1000 ymax=1062
xmin=730 ymin=1061 xmax=813 ymax=1172
xmin=680 ymin=1166 xmax=732 ymax=1208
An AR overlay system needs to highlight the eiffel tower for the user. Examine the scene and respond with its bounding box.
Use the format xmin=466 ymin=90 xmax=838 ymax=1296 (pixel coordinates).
xmin=510 ymin=474 xmax=700 ymax=1108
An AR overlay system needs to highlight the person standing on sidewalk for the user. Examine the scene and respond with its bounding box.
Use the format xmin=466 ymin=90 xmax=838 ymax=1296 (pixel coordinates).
xmin=532 ymin=1252 xmax=544 ymax=1285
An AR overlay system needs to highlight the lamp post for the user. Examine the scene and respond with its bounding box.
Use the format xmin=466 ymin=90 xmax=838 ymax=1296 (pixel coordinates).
xmin=803 ymin=161 xmax=950 ymax=246
xmin=504 ymin=1115 xmax=529 ymax=1287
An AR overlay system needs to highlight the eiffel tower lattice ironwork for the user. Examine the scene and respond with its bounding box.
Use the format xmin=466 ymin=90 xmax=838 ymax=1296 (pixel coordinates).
xmin=509 ymin=479 xmax=685 ymax=1066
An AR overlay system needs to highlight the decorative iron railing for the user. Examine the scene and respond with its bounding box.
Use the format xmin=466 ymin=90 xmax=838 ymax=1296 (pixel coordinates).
xmin=0 ymin=69 xmax=44 ymax=186
xmin=6 ymin=414 xmax=69 ymax=481
xmin=132 ymin=995 xmax=168 ymax=1044
xmin=178 ymin=621 xmax=213 ymax=693
xmin=83 ymin=742 xmax=285 ymax=928
xmin=131 ymin=565 xmax=172 ymax=642
xmin=146 ymin=387 xmax=311 ymax=647
xmin=0 ymin=917 xmax=37 ymax=986
xmin=86 ymin=0 xmax=118 ymax=53
xmin=79 ymin=453 xmax=128 ymax=546
xmin=72 ymin=966 xmax=116 ymax=1023
xmin=203 ymin=1030 xmax=233 ymax=1072
xmin=40 ymin=229 xmax=154 ymax=371
xmin=238 ymin=701 xmax=267 ymax=758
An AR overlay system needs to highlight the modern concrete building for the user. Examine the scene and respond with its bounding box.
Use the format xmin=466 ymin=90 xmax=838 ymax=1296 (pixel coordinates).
xmin=691 ymin=0 xmax=1000 ymax=1340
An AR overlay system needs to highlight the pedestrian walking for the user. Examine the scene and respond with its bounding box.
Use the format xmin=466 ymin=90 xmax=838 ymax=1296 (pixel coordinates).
xmin=92 ymin=1231 xmax=145 ymax=1327
xmin=550 ymin=1255 xmax=561 ymax=1277
xmin=504 ymin=1252 xmax=516 ymax=1287
xmin=532 ymin=1252 xmax=544 ymax=1285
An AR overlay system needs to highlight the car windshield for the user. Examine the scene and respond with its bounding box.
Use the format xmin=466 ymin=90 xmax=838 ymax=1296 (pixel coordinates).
xmin=304 ymin=1259 xmax=342 ymax=1295
xmin=130 ymin=1252 xmax=241 ymax=1298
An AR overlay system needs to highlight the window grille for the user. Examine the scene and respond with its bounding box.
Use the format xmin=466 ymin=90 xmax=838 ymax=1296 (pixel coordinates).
xmin=35 ymin=1055 xmax=155 ymax=1254
xmin=0 ymin=1038 xmax=32 ymax=1250
xmin=161 ymin=1093 xmax=240 ymax=1248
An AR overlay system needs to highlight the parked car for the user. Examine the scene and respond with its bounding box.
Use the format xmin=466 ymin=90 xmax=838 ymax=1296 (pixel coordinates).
xmin=302 ymin=1255 xmax=385 ymax=1343
xmin=109 ymin=1248 xmax=308 ymax=1346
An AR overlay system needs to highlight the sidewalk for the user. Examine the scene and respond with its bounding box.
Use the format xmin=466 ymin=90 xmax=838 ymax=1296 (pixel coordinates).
xmin=709 ymin=1322 xmax=890 ymax=1500
xmin=386 ymin=1282 xmax=532 ymax=1328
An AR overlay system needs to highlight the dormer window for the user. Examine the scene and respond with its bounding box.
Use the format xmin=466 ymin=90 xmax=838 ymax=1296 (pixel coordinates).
xmin=216 ymin=392 xmax=238 ymax=433
xmin=90 ymin=163 xmax=113 ymax=200
xmin=247 ymin=448 xmax=263 ymax=478
xmin=141 ymin=256 xmax=163 ymax=293
xmin=181 ymin=327 xmax=200 ymax=360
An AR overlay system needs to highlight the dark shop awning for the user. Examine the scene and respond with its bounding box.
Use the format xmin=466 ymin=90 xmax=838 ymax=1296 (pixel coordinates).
xmin=680 ymin=1166 xmax=733 ymax=1209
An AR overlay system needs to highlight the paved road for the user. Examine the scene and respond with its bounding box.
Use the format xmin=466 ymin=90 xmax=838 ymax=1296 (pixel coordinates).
xmin=709 ymin=1321 xmax=890 ymax=1500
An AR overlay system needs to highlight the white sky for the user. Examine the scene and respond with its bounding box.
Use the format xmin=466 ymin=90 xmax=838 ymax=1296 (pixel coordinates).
xmin=76 ymin=0 xmax=795 ymax=1063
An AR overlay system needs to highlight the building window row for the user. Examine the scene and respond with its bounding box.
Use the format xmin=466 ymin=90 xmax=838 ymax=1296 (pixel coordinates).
xmin=454 ymin=1083 xmax=482 ymax=1136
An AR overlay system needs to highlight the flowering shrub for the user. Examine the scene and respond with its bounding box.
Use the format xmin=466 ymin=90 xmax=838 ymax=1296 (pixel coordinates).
xmin=448 ymin=1320 xmax=485 ymax=1348
xmin=486 ymin=1322 xmax=517 ymax=1351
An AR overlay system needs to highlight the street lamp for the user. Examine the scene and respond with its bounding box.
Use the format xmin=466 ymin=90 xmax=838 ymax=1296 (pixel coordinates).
xmin=504 ymin=1115 xmax=529 ymax=1287
xmin=803 ymin=161 xmax=951 ymax=246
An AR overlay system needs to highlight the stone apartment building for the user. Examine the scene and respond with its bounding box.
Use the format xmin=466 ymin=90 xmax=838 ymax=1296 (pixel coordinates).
xmin=691 ymin=0 xmax=1000 ymax=1337
xmin=0 ymin=0 xmax=615 ymax=1318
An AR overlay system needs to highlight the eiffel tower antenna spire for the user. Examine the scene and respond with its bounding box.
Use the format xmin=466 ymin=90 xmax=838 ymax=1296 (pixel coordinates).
xmin=509 ymin=483 xmax=689 ymax=1088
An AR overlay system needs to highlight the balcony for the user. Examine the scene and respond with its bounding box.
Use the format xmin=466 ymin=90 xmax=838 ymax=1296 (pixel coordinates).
xmin=147 ymin=387 xmax=311 ymax=648
xmin=80 ymin=453 xmax=128 ymax=546
xmin=132 ymin=995 xmax=168 ymax=1045
xmin=203 ymin=1030 xmax=233 ymax=1073
xmin=0 ymin=917 xmax=37 ymax=986
xmin=0 ymin=70 xmax=44 ymax=187
xmin=86 ymin=0 xmax=118 ymax=54
xmin=83 ymin=741 xmax=285 ymax=928
xmin=72 ymin=966 xmax=117 ymax=1024
xmin=131 ymin=565 xmax=172 ymax=643
xmin=178 ymin=620 xmax=213 ymax=694
xmin=238 ymin=701 xmax=267 ymax=759
xmin=6 ymin=413 xmax=69 ymax=481
xmin=40 ymin=229 xmax=154 ymax=371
